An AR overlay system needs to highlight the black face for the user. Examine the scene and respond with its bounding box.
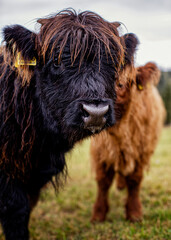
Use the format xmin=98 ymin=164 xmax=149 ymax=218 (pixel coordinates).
xmin=3 ymin=19 xmax=138 ymax=146
xmin=37 ymin=46 xmax=116 ymax=143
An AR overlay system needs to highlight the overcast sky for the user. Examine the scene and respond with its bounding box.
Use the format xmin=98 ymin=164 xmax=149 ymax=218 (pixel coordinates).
xmin=0 ymin=0 xmax=171 ymax=70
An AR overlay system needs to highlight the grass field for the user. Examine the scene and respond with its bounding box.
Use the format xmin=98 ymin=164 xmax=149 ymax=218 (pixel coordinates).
xmin=0 ymin=127 xmax=171 ymax=240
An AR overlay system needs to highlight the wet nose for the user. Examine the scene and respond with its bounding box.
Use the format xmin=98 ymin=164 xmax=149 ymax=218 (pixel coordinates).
xmin=82 ymin=103 xmax=109 ymax=133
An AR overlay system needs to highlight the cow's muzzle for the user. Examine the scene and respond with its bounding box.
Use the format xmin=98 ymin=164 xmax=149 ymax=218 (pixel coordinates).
xmin=81 ymin=99 xmax=115 ymax=133
xmin=64 ymin=99 xmax=115 ymax=134
xmin=82 ymin=103 xmax=108 ymax=133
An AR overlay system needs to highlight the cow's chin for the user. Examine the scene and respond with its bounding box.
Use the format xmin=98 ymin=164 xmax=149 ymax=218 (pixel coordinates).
xmin=61 ymin=123 xmax=107 ymax=149
xmin=61 ymin=126 xmax=90 ymax=144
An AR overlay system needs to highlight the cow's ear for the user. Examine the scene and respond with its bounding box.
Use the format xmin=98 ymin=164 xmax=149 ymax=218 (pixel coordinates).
xmin=136 ymin=62 xmax=160 ymax=90
xmin=123 ymin=33 xmax=139 ymax=66
xmin=3 ymin=25 xmax=37 ymax=60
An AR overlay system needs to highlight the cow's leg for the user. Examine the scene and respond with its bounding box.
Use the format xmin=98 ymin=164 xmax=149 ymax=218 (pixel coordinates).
xmin=91 ymin=163 xmax=114 ymax=222
xmin=0 ymin=176 xmax=30 ymax=240
xmin=125 ymin=165 xmax=143 ymax=222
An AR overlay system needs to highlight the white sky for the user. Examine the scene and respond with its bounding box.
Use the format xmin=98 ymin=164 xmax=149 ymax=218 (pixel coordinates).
xmin=0 ymin=0 xmax=171 ymax=70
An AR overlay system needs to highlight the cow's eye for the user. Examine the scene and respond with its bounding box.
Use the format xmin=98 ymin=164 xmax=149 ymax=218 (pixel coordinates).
xmin=53 ymin=58 xmax=65 ymax=75
xmin=118 ymin=83 xmax=123 ymax=88
xmin=53 ymin=57 xmax=59 ymax=68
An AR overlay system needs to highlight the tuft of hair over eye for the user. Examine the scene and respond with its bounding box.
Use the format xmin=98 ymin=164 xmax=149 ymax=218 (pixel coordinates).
xmin=36 ymin=9 xmax=125 ymax=72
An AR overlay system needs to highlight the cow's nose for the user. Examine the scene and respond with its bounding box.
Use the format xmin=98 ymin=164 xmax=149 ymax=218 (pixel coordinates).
xmin=82 ymin=103 xmax=109 ymax=133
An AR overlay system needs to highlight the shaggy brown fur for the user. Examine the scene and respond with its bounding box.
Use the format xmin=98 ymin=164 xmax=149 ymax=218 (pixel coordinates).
xmin=90 ymin=62 xmax=166 ymax=222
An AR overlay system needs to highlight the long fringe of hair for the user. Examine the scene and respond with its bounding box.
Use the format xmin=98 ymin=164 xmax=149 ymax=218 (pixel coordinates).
xmin=36 ymin=9 xmax=125 ymax=71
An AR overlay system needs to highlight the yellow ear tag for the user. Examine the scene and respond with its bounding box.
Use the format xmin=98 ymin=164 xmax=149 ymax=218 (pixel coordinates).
xmin=138 ymin=84 xmax=143 ymax=90
xmin=15 ymin=52 xmax=36 ymax=68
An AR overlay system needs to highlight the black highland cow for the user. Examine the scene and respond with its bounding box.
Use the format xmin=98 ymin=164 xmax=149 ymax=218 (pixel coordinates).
xmin=0 ymin=9 xmax=138 ymax=239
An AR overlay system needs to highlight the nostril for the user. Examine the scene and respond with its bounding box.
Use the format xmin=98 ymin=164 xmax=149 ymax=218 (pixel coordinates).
xmin=104 ymin=111 xmax=109 ymax=119
xmin=81 ymin=106 xmax=90 ymax=118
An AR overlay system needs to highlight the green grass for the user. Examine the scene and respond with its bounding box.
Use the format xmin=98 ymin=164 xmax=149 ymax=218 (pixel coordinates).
xmin=0 ymin=127 xmax=171 ymax=240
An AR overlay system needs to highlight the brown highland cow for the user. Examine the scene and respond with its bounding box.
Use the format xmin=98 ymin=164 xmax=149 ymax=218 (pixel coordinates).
xmin=91 ymin=62 xmax=166 ymax=222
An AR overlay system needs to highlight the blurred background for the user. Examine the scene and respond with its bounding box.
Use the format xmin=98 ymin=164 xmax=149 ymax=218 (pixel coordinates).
xmin=0 ymin=0 xmax=171 ymax=124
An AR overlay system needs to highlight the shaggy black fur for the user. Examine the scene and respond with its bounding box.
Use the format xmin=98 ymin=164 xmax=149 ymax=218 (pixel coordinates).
xmin=0 ymin=9 xmax=138 ymax=239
